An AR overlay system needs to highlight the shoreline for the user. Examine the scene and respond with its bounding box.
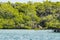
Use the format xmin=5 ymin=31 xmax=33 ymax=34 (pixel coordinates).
xmin=0 ymin=27 xmax=54 ymax=30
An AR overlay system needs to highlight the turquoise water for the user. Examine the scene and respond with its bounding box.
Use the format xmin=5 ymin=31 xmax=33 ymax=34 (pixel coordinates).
xmin=0 ymin=30 xmax=60 ymax=40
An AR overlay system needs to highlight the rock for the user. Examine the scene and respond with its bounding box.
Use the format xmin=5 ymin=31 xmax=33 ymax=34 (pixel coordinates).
xmin=54 ymin=29 xmax=60 ymax=32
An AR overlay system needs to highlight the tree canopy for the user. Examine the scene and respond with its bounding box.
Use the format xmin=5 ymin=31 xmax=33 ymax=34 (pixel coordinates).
xmin=0 ymin=1 xmax=60 ymax=29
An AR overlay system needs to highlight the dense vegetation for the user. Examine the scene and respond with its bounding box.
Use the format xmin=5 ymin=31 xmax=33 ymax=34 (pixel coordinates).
xmin=0 ymin=1 xmax=60 ymax=29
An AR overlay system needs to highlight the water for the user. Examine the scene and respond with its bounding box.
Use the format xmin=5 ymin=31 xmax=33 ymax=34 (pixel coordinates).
xmin=0 ymin=30 xmax=60 ymax=40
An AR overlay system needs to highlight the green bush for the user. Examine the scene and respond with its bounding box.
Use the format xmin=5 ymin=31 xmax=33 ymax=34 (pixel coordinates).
xmin=0 ymin=1 xmax=60 ymax=29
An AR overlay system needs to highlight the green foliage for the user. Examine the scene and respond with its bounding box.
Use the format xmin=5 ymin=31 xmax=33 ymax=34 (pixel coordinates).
xmin=0 ymin=1 xmax=60 ymax=29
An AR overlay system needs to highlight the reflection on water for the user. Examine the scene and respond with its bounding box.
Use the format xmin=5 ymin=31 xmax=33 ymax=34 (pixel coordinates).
xmin=0 ymin=30 xmax=60 ymax=40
